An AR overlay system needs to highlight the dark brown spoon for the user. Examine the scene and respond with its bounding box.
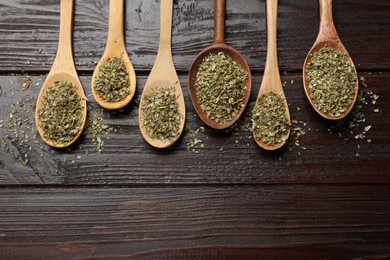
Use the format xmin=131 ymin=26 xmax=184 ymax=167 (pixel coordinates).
xmin=188 ymin=0 xmax=252 ymax=129
xmin=303 ymin=0 xmax=358 ymax=120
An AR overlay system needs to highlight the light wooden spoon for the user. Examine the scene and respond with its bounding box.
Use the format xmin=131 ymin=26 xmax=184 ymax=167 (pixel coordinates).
xmin=138 ymin=0 xmax=185 ymax=148
xmin=188 ymin=0 xmax=252 ymax=130
xmin=254 ymin=0 xmax=290 ymax=150
xmin=35 ymin=0 xmax=87 ymax=148
xmin=303 ymin=0 xmax=358 ymax=120
xmin=91 ymin=0 xmax=136 ymax=110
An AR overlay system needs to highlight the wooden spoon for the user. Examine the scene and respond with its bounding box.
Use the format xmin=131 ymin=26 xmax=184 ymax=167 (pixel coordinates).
xmin=91 ymin=0 xmax=136 ymax=110
xmin=35 ymin=0 xmax=87 ymax=148
xmin=138 ymin=0 xmax=185 ymax=148
xmin=188 ymin=0 xmax=252 ymax=130
xmin=303 ymin=0 xmax=358 ymax=120
xmin=254 ymin=0 xmax=290 ymax=150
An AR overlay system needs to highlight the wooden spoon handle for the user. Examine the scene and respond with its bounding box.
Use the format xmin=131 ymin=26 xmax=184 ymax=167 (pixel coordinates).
xmin=158 ymin=0 xmax=173 ymax=52
xmin=318 ymin=0 xmax=338 ymax=41
xmin=264 ymin=0 xmax=280 ymax=85
xmin=54 ymin=0 xmax=75 ymax=71
xmin=107 ymin=0 xmax=125 ymax=48
xmin=214 ymin=0 xmax=226 ymax=44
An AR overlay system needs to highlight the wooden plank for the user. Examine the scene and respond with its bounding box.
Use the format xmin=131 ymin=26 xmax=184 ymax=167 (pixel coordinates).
xmin=0 ymin=73 xmax=389 ymax=185
xmin=0 ymin=0 xmax=389 ymax=72
xmin=0 ymin=185 xmax=389 ymax=258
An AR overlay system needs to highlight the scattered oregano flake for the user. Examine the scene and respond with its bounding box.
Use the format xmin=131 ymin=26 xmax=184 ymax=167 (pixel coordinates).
xmin=85 ymin=108 xmax=113 ymax=154
xmin=94 ymin=57 xmax=130 ymax=103
xmin=326 ymin=77 xmax=381 ymax=156
xmin=195 ymin=52 xmax=248 ymax=124
xmin=38 ymin=81 xmax=84 ymax=144
xmin=0 ymin=78 xmax=47 ymax=166
xmin=185 ymin=126 xmax=205 ymax=153
xmin=86 ymin=109 xmax=113 ymax=137
xmin=251 ymin=92 xmax=290 ymax=146
xmin=141 ymin=87 xmax=182 ymax=141
xmin=290 ymin=119 xmax=307 ymax=150
xmin=305 ymin=46 xmax=357 ymax=117
xmin=22 ymin=76 xmax=32 ymax=91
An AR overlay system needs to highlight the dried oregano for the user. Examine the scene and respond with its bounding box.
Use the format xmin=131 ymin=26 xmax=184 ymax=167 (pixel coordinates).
xmin=251 ymin=92 xmax=290 ymax=145
xmin=38 ymin=81 xmax=84 ymax=144
xmin=305 ymin=46 xmax=357 ymax=117
xmin=85 ymin=108 xmax=113 ymax=154
xmin=141 ymin=87 xmax=181 ymax=141
xmin=86 ymin=109 xmax=112 ymax=137
xmin=195 ymin=52 xmax=248 ymax=123
xmin=94 ymin=57 xmax=130 ymax=102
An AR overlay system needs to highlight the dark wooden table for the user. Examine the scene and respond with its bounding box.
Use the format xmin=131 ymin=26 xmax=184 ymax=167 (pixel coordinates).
xmin=0 ymin=0 xmax=389 ymax=258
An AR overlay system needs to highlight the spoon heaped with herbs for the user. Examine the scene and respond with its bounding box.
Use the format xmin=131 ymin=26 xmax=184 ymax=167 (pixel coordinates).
xmin=91 ymin=0 xmax=136 ymax=110
xmin=303 ymin=0 xmax=358 ymax=120
xmin=138 ymin=0 xmax=185 ymax=148
xmin=252 ymin=0 xmax=290 ymax=151
xmin=188 ymin=0 xmax=251 ymax=129
xmin=35 ymin=0 xmax=87 ymax=148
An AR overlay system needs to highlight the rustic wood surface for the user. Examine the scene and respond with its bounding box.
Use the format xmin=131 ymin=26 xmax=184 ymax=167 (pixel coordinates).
xmin=0 ymin=186 xmax=389 ymax=259
xmin=0 ymin=0 xmax=389 ymax=258
xmin=0 ymin=0 xmax=389 ymax=72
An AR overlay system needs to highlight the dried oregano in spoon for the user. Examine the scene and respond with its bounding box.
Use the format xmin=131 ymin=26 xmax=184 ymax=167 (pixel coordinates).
xmin=195 ymin=52 xmax=248 ymax=124
xmin=94 ymin=57 xmax=130 ymax=103
xmin=251 ymin=92 xmax=290 ymax=146
xmin=38 ymin=81 xmax=84 ymax=144
xmin=305 ymin=46 xmax=357 ymax=117
xmin=141 ymin=86 xmax=182 ymax=141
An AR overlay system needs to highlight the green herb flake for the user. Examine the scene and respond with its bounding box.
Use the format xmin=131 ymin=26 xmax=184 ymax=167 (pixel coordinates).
xmin=94 ymin=57 xmax=130 ymax=103
xmin=38 ymin=81 xmax=84 ymax=145
xmin=251 ymin=92 xmax=290 ymax=146
xmin=195 ymin=52 xmax=248 ymax=124
xmin=305 ymin=46 xmax=357 ymax=117
xmin=86 ymin=109 xmax=113 ymax=136
xmin=186 ymin=126 xmax=206 ymax=153
xmin=141 ymin=86 xmax=182 ymax=142
xmin=19 ymin=158 xmax=29 ymax=165
xmin=22 ymin=76 xmax=32 ymax=91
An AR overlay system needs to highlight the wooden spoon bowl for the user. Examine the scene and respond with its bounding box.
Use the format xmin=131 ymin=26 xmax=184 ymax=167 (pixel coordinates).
xmin=35 ymin=0 xmax=87 ymax=149
xmin=188 ymin=0 xmax=251 ymax=130
xmin=253 ymin=90 xmax=290 ymax=151
xmin=303 ymin=0 xmax=358 ymax=120
xmin=138 ymin=0 xmax=186 ymax=149
xmin=91 ymin=0 xmax=136 ymax=110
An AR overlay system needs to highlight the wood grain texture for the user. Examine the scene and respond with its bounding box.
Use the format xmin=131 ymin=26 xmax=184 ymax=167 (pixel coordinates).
xmin=1 ymin=73 xmax=389 ymax=185
xmin=0 ymin=186 xmax=389 ymax=259
xmin=0 ymin=0 xmax=389 ymax=72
